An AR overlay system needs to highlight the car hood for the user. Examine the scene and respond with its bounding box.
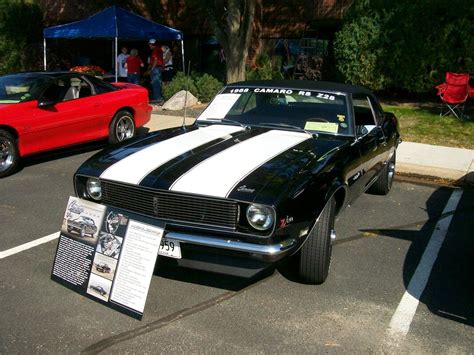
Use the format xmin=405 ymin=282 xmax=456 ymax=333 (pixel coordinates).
xmin=77 ymin=124 xmax=349 ymax=203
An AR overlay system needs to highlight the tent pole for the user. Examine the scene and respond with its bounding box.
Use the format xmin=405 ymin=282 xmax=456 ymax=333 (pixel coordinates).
xmin=43 ymin=38 xmax=47 ymax=71
xmin=181 ymin=40 xmax=185 ymax=73
xmin=115 ymin=37 xmax=118 ymax=82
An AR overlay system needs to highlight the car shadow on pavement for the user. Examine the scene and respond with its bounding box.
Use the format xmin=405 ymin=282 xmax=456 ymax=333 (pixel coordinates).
xmin=154 ymin=256 xmax=275 ymax=292
xmin=18 ymin=127 xmax=150 ymax=171
xmin=20 ymin=140 xmax=108 ymax=170
xmin=362 ymin=186 xmax=474 ymax=326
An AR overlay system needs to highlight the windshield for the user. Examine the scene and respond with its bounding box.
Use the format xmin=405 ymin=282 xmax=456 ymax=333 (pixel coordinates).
xmin=198 ymin=86 xmax=351 ymax=135
xmin=0 ymin=74 xmax=53 ymax=104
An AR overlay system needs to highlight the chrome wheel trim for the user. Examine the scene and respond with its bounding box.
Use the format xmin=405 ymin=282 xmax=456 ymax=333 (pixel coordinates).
xmin=0 ymin=137 xmax=14 ymax=173
xmin=115 ymin=116 xmax=134 ymax=142
xmin=387 ymin=162 xmax=395 ymax=186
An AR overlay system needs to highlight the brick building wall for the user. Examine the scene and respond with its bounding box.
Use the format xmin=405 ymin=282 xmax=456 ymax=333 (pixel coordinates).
xmin=39 ymin=0 xmax=352 ymax=73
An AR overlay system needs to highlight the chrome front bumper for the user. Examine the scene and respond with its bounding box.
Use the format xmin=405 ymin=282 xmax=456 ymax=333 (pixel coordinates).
xmin=165 ymin=231 xmax=298 ymax=259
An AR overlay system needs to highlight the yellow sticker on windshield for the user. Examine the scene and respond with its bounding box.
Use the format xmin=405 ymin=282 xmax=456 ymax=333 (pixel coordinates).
xmin=304 ymin=122 xmax=339 ymax=133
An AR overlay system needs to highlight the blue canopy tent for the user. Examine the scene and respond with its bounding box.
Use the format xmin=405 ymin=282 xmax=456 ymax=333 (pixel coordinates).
xmin=43 ymin=6 xmax=184 ymax=81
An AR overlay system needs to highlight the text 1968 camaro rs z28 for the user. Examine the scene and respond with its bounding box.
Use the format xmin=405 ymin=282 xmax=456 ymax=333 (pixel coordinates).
xmin=73 ymin=80 xmax=400 ymax=284
xmin=0 ymin=71 xmax=152 ymax=177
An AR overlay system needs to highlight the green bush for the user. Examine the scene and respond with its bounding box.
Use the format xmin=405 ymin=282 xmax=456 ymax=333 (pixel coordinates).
xmin=0 ymin=0 xmax=43 ymax=74
xmin=246 ymin=54 xmax=283 ymax=81
xmin=163 ymin=71 xmax=223 ymax=103
xmin=334 ymin=0 xmax=474 ymax=94
xmin=163 ymin=71 xmax=198 ymax=100
xmin=194 ymin=73 xmax=223 ymax=102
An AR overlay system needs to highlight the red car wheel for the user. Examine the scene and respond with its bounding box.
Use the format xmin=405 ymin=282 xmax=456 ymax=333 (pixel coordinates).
xmin=0 ymin=129 xmax=19 ymax=178
xmin=109 ymin=110 xmax=135 ymax=144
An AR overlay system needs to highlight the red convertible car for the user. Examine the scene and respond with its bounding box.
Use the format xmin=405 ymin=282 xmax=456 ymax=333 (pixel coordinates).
xmin=0 ymin=71 xmax=152 ymax=177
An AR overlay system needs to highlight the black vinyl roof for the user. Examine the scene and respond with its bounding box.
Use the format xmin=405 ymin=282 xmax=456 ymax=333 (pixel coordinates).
xmin=227 ymin=80 xmax=373 ymax=95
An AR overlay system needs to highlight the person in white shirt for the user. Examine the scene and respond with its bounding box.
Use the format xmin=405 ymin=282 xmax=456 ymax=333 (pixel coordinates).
xmin=162 ymin=45 xmax=174 ymax=85
xmin=117 ymin=47 xmax=129 ymax=79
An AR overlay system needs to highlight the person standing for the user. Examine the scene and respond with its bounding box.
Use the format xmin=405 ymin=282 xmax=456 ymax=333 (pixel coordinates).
xmin=148 ymin=39 xmax=164 ymax=104
xmin=125 ymin=49 xmax=144 ymax=85
xmin=162 ymin=44 xmax=174 ymax=85
xmin=117 ymin=47 xmax=129 ymax=80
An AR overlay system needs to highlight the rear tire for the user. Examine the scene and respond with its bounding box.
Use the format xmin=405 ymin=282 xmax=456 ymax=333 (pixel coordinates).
xmin=109 ymin=110 xmax=135 ymax=144
xmin=0 ymin=129 xmax=19 ymax=178
xmin=368 ymin=152 xmax=396 ymax=195
xmin=298 ymin=196 xmax=336 ymax=284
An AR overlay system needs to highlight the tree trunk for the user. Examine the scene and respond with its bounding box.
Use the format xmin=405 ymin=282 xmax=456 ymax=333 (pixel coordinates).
xmin=224 ymin=39 xmax=248 ymax=83
xmin=206 ymin=0 xmax=256 ymax=84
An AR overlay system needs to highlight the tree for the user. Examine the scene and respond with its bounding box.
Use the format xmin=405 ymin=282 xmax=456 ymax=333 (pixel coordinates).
xmin=0 ymin=0 xmax=43 ymax=74
xmin=202 ymin=0 xmax=257 ymax=83
xmin=334 ymin=0 xmax=474 ymax=94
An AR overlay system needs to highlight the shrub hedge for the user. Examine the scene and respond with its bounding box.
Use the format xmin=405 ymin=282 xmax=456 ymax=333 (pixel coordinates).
xmin=163 ymin=72 xmax=223 ymax=103
xmin=334 ymin=0 xmax=474 ymax=94
xmin=0 ymin=0 xmax=43 ymax=75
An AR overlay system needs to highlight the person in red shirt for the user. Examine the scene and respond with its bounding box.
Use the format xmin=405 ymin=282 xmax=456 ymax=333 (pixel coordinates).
xmin=125 ymin=49 xmax=144 ymax=85
xmin=148 ymin=39 xmax=164 ymax=103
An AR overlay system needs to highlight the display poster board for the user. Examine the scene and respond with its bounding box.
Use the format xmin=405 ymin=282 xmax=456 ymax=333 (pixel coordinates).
xmin=51 ymin=196 xmax=164 ymax=320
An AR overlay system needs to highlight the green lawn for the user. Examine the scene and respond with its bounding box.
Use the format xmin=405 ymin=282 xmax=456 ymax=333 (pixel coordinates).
xmin=382 ymin=104 xmax=474 ymax=149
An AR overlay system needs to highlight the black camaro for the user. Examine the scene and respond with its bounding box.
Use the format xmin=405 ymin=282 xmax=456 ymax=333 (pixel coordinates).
xmin=73 ymin=80 xmax=400 ymax=284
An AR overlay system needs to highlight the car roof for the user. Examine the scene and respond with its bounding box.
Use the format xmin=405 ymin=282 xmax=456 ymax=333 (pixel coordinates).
xmin=3 ymin=71 xmax=90 ymax=79
xmin=227 ymin=80 xmax=373 ymax=95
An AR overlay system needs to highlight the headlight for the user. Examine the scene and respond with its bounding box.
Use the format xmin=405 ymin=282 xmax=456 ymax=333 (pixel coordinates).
xmin=246 ymin=204 xmax=274 ymax=231
xmin=86 ymin=178 xmax=102 ymax=201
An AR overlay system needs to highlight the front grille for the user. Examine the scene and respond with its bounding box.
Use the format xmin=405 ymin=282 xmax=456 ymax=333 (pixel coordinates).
xmin=101 ymin=180 xmax=238 ymax=229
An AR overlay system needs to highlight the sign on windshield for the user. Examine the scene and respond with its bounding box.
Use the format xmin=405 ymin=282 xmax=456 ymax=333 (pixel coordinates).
xmin=198 ymin=87 xmax=350 ymax=135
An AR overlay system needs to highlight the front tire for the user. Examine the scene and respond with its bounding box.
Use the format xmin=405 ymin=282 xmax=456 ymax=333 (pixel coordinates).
xmin=368 ymin=152 xmax=396 ymax=195
xmin=298 ymin=196 xmax=336 ymax=284
xmin=0 ymin=129 xmax=19 ymax=178
xmin=109 ymin=110 xmax=135 ymax=144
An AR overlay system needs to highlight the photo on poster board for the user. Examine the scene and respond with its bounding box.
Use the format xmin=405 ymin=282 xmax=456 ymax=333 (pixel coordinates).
xmin=87 ymin=272 xmax=112 ymax=302
xmin=104 ymin=210 xmax=129 ymax=237
xmin=91 ymin=253 xmax=117 ymax=281
xmin=61 ymin=197 xmax=106 ymax=247
xmin=96 ymin=232 xmax=123 ymax=259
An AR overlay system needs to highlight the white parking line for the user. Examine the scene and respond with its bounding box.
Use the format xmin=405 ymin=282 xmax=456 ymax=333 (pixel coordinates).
xmin=387 ymin=189 xmax=463 ymax=341
xmin=0 ymin=231 xmax=60 ymax=259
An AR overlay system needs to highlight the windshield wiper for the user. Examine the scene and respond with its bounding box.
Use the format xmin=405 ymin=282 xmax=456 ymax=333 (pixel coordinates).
xmin=257 ymin=123 xmax=318 ymax=137
xmin=203 ymin=118 xmax=250 ymax=129
xmin=222 ymin=118 xmax=248 ymax=128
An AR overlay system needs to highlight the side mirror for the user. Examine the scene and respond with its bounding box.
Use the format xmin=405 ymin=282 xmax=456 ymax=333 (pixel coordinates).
xmin=37 ymin=98 xmax=56 ymax=108
xmin=355 ymin=125 xmax=368 ymax=136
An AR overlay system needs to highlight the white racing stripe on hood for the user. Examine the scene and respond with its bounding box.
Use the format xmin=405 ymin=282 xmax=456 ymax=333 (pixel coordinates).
xmin=101 ymin=125 xmax=244 ymax=184
xmin=170 ymin=130 xmax=311 ymax=197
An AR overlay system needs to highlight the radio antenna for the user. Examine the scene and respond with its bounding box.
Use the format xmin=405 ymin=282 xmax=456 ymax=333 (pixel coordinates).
xmin=182 ymin=60 xmax=191 ymax=129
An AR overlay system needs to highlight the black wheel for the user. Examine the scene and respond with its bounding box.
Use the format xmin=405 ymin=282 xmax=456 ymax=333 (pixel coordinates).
xmin=109 ymin=110 xmax=135 ymax=144
xmin=298 ymin=196 xmax=336 ymax=284
xmin=368 ymin=152 xmax=396 ymax=195
xmin=0 ymin=129 xmax=19 ymax=178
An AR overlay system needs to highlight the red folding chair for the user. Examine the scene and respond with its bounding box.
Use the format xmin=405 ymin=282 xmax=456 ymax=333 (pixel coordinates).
xmin=435 ymin=72 xmax=470 ymax=119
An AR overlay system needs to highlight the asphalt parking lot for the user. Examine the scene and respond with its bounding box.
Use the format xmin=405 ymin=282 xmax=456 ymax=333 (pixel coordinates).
xmin=0 ymin=144 xmax=473 ymax=353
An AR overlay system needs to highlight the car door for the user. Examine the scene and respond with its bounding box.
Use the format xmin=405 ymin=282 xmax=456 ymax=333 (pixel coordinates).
xmin=27 ymin=75 xmax=104 ymax=153
xmin=352 ymin=93 xmax=389 ymax=192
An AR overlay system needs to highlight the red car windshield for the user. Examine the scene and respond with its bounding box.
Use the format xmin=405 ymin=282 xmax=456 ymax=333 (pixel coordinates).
xmin=0 ymin=74 xmax=53 ymax=104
